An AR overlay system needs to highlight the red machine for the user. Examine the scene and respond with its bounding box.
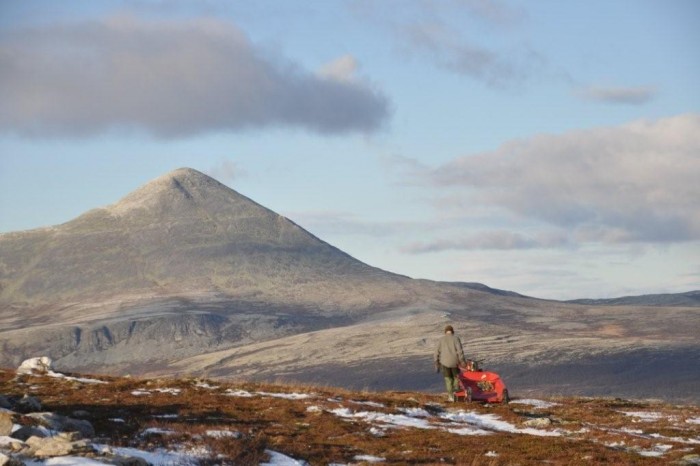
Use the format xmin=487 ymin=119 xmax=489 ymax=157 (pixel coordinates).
xmin=455 ymin=360 xmax=509 ymax=403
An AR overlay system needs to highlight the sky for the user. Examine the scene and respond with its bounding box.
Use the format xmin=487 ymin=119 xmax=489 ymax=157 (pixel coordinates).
xmin=1 ymin=0 xmax=699 ymax=300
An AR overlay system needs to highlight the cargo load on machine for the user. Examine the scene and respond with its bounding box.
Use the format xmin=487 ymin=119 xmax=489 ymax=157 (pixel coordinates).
xmin=454 ymin=360 xmax=509 ymax=403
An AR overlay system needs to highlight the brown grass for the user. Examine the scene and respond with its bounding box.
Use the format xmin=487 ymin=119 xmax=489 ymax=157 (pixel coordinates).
xmin=0 ymin=368 xmax=697 ymax=465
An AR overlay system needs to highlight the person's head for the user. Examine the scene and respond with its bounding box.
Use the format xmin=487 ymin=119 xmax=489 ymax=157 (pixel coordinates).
xmin=444 ymin=325 xmax=454 ymax=334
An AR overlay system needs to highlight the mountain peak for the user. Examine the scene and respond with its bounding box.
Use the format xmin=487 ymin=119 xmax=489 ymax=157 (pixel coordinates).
xmin=106 ymin=167 xmax=242 ymax=216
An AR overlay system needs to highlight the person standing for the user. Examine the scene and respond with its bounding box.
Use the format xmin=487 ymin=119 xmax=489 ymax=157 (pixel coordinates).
xmin=434 ymin=325 xmax=466 ymax=402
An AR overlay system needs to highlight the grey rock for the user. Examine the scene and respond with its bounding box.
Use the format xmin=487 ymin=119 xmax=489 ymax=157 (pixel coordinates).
xmin=16 ymin=396 xmax=41 ymax=413
xmin=27 ymin=412 xmax=95 ymax=438
xmin=71 ymin=410 xmax=91 ymax=419
xmin=11 ymin=426 xmax=47 ymax=441
xmin=0 ymin=395 xmax=12 ymax=409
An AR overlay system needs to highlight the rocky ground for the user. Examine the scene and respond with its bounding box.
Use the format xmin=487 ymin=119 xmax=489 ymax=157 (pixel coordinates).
xmin=1 ymin=361 xmax=699 ymax=465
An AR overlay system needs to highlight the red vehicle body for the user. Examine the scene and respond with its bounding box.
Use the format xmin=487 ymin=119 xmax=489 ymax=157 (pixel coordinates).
xmin=454 ymin=360 xmax=509 ymax=403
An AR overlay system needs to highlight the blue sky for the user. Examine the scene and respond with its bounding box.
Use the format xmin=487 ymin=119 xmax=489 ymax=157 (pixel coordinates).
xmin=1 ymin=0 xmax=698 ymax=299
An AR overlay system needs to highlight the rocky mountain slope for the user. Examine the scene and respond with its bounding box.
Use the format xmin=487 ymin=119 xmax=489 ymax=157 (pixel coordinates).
xmin=0 ymin=168 xmax=698 ymax=402
xmin=1 ymin=365 xmax=699 ymax=465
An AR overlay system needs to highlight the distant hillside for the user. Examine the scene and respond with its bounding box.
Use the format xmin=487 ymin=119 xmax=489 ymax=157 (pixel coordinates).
xmin=0 ymin=167 xmax=698 ymax=405
xmin=567 ymin=290 xmax=700 ymax=307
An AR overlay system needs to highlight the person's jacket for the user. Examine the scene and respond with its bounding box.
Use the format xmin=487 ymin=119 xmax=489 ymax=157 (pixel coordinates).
xmin=434 ymin=333 xmax=466 ymax=368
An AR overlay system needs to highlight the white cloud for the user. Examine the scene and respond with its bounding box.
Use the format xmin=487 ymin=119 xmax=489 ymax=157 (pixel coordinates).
xmin=576 ymin=85 xmax=657 ymax=105
xmin=430 ymin=114 xmax=700 ymax=245
xmin=0 ymin=15 xmax=390 ymax=138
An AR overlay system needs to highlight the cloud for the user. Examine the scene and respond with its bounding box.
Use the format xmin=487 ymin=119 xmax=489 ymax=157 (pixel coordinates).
xmin=430 ymin=114 xmax=700 ymax=244
xmin=351 ymin=0 xmax=535 ymax=88
xmin=318 ymin=55 xmax=359 ymax=82
xmin=402 ymin=230 xmax=571 ymax=253
xmin=286 ymin=210 xmax=426 ymax=238
xmin=0 ymin=15 xmax=390 ymax=138
xmin=401 ymin=21 xmax=540 ymax=88
xmin=577 ymin=85 xmax=657 ymax=105
xmin=207 ymin=159 xmax=242 ymax=184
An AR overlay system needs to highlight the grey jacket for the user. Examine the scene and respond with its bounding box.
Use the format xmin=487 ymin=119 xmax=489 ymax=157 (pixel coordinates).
xmin=434 ymin=333 xmax=466 ymax=368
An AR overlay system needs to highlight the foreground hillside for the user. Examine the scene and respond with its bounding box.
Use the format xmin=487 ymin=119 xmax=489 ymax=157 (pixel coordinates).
xmin=1 ymin=367 xmax=699 ymax=465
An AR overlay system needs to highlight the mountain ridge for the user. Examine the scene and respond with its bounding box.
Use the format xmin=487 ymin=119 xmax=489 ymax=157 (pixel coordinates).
xmin=1 ymin=167 xmax=698 ymax=402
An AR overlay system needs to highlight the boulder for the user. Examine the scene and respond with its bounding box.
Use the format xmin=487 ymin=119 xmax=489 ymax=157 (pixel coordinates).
xmin=10 ymin=425 xmax=47 ymax=441
xmin=16 ymin=395 xmax=41 ymax=413
xmin=16 ymin=357 xmax=53 ymax=375
xmin=0 ymin=411 xmax=14 ymax=436
xmin=0 ymin=395 xmax=12 ymax=410
xmin=27 ymin=412 xmax=95 ymax=438
xmin=523 ymin=417 xmax=552 ymax=428
xmin=27 ymin=436 xmax=94 ymax=458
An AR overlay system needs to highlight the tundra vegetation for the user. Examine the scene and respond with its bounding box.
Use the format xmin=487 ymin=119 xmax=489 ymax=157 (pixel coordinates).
xmin=0 ymin=367 xmax=698 ymax=465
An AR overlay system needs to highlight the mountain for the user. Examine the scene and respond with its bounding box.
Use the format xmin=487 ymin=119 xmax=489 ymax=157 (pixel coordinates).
xmin=1 ymin=168 xmax=699 ymax=402
xmin=567 ymin=290 xmax=700 ymax=307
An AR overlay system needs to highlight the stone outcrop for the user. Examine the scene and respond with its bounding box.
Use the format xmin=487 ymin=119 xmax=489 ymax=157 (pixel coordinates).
xmin=0 ymin=386 xmax=150 ymax=466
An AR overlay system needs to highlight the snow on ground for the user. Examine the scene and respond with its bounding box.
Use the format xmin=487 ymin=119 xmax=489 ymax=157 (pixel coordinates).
xmin=353 ymin=454 xmax=385 ymax=462
xmin=350 ymin=400 xmax=386 ymax=408
xmin=620 ymin=411 xmax=664 ymax=422
xmin=485 ymin=451 xmax=499 ymax=457
xmin=223 ymin=389 xmax=314 ymax=400
xmin=329 ymin=406 xmax=560 ymax=437
xmin=45 ymin=371 xmax=107 ymax=385
xmin=94 ymin=444 xmax=203 ymax=466
xmin=153 ymin=388 xmax=181 ymax=395
xmin=109 ymin=418 xmax=125 ymax=423
xmin=24 ymin=457 xmax=111 ymax=466
xmin=225 ymin=389 xmax=254 ymax=397
xmin=193 ymin=382 xmax=218 ymax=389
xmin=131 ymin=390 xmax=150 ymax=396
xmin=510 ymin=399 xmax=559 ymax=409
xmin=331 ymin=408 xmax=434 ymax=430
xmin=440 ymin=410 xmax=562 ymax=437
xmin=152 ymin=414 xmax=179 ymax=419
xmin=687 ymin=417 xmax=700 ymax=425
xmin=256 ymin=391 xmax=314 ymax=400
xmin=261 ymin=449 xmax=309 ymax=465
xmin=205 ymin=430 xmax=241 ymax=439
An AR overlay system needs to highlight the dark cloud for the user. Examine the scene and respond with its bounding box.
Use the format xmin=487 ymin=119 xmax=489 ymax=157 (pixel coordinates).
xmin=577 ymin=85 xmax=657 ymax=105
xmin=430 ymin=114 xmax=700 ymax=244
xmin=0 ymin=16 xmax=390 ymax=138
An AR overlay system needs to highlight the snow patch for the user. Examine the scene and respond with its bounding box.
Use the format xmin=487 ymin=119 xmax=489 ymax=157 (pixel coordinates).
xmin=510 ymin=399 xmax=559 ymax=409
xmin=225 ymin=389 xmax=254 ymax=397
xmin=206 ymin=430 xmax=241 ymax=439
xmin=619 ymin=411 xmax=664 ymax=422
xmin=261 ymin=449 xmax=309 ymax=465
xmin=353 ymin=454 xmax=385 ymax=463
xmin=257 ymin=391 xmax=313 ymax=400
